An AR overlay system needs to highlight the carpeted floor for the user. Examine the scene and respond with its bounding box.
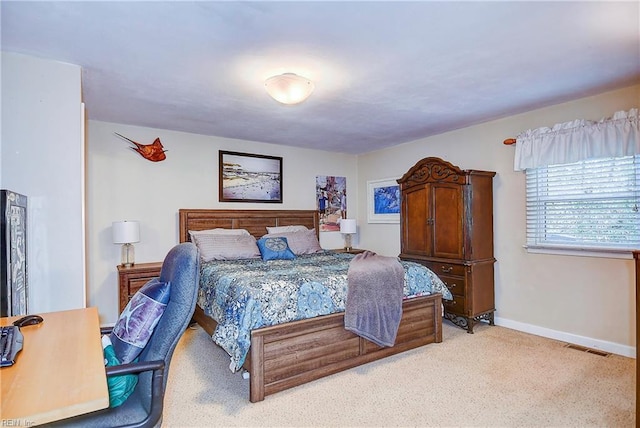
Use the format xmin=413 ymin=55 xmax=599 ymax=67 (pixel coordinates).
xmin=162 ymin=320 xmax=635 ymax=427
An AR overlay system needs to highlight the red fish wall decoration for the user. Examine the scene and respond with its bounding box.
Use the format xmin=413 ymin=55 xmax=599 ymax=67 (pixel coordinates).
xmin=115 ymin=133 xmax=167 ymax=162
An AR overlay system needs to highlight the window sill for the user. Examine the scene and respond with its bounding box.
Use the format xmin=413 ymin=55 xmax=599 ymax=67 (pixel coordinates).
xmin=524 ymin=245 xmax=634 ymax=260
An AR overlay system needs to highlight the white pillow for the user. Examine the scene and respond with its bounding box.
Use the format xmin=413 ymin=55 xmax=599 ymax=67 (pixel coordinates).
xmin=189 ymin=228 xmax=250 ymax=241
xmin=263 ymin=229 xmax=322 ymax=255
xmin=192 ymin=234 xmax=260 ymax=261
xmin=265 ymin=225 xmax=309 ymax=234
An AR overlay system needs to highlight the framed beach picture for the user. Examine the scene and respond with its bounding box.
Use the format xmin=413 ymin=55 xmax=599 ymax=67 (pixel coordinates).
xmin=219 ymin=151 xmax=283 ymax=203
xmin=367 ymin=178 xmax=401 ymax=223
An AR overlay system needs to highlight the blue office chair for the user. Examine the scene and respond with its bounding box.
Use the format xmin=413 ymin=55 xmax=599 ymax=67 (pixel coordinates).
xmin=51 ymin=242 xmax=200 ymax=428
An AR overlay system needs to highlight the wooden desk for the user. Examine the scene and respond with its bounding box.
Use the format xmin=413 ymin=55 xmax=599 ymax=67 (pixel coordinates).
xmin=0 ymin=307 xmax=109 ymax=426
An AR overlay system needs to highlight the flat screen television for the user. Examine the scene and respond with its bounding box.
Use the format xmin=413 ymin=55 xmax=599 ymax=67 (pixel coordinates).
xmin=1 ymin=189 xmax=28 ymax=317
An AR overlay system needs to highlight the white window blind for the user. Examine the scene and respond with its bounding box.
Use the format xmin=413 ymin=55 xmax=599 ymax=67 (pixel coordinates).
xmin=526 ymin=154 xmax=640 ymax=252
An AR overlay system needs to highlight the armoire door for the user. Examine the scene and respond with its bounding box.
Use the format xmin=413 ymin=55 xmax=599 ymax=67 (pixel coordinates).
xmin=432 ymin=183 xmax=464 ymax=259
xmin=401 ymin=184 xmax=431 ymax=256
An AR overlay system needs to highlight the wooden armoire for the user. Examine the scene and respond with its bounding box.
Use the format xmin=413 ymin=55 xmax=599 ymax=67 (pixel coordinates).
xmin=398 ymin=157 xmax=496 ymax=333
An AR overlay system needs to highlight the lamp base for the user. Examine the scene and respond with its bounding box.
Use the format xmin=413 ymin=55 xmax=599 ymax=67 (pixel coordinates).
xmin=120 ymin=243 xmax=135 ymax=268
xmin=343 ymin=234 xmax=353 ymax=252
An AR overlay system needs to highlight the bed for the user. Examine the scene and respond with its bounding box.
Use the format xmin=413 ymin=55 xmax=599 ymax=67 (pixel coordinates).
xmin=179 ymin=208 xmax=450 ymax=402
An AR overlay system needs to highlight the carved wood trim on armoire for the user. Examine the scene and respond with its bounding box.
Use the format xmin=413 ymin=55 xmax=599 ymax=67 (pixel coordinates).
xmin=398 ymin=157 xmax=496 ymax=333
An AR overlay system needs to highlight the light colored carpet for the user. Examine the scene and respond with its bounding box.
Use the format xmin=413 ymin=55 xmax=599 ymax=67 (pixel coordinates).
xmin=163 ymin=320 xmax=635 ymax=427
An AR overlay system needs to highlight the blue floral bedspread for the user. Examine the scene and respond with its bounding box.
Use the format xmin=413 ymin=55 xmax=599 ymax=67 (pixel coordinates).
xmin=197 ymin=251 xmax=452 ymax=372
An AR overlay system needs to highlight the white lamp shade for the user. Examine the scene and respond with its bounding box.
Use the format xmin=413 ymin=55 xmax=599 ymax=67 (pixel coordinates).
xmin=265 ymin=73 xmax=314 ymax=105
xmin=340 ymin=219 xmax=357 ymax=234
xmin=112 ymin=221 xmax=140 ymax=244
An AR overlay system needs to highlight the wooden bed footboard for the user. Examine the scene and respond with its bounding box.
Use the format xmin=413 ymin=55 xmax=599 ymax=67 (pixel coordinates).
xmin=249 ymin=293 xmax=442 ymax=402
xmin=194 ymin=294 xmax=442 ymax=402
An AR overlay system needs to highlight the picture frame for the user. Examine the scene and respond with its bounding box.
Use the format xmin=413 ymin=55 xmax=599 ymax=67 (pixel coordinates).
xmin=219 ymin=151 xmax=283 ymax=203
xmin=367 ymin=178 xmax=401 ymax=223
xmin=316 ymin=175 xmax=347 ymax=232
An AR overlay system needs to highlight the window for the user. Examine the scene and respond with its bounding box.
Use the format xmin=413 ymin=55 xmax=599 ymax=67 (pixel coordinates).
xmin=526 ymin=154 xmax=640 ymax=255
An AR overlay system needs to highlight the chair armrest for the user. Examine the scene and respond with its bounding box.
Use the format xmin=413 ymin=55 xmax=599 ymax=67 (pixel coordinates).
xmin=105 ymin=359 xmax=164 ymax=377
xmin=105 ymin=360 xmax=166 ymax=428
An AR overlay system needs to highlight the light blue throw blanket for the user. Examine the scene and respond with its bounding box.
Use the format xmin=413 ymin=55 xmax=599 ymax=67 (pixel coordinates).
xmin=344 ymin=251 xmax=404 ymax=347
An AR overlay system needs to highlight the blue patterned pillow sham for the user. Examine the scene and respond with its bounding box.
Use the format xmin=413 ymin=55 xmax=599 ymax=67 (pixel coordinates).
xmin=256 ymin=236 xmax=296 ymax=261
xmin=111 ymin=278 xmax=171 ymax=364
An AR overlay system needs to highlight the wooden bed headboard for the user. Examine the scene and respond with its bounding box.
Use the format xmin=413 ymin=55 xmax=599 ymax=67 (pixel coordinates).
xmin=178 ymin=209 xmax=320 ymax=243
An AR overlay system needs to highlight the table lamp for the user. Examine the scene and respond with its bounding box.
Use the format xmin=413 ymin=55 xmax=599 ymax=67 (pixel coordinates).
xmin=112 ymin=220 xmax=140 ymax=267
xmin=340 ymin=218 xmax=357 ymax=252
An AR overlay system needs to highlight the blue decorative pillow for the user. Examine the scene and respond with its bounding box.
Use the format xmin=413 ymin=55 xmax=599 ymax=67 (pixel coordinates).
xmin=111 ymin=278 xmax=171 ymax=364
xmin=256 ymin=236 xmax=296 ymax=261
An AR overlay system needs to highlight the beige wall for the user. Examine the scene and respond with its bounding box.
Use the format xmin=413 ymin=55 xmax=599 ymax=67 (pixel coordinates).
xmin=357 ymin=85 xmax=640 ymax=356
xmin=89 ymin=86 xmax=639 ymax=354
xmin=86 ymin=121 xmax=358 ymax=324
xmin=6 ymin=52 xmax=637 ymax=356
xmin=1 ymin=52 xmax=86 ymax=313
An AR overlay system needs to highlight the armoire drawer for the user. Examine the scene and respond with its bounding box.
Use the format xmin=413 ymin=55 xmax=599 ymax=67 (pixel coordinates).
xmin=422 ymin=261 xmax=466 ymax=278
xmin=443 ymin=295 xmax=466 ymax=315
xmin=438 ymin=275 xmax=465 ymax=297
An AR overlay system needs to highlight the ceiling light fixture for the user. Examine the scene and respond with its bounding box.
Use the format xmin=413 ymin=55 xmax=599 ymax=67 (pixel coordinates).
xmin=264 ymin=73 xmax=314 ymax=105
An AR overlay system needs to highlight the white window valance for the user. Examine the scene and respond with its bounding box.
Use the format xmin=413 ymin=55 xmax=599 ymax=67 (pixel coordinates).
xmin=513 ymin=108 xmax=640 ymax=171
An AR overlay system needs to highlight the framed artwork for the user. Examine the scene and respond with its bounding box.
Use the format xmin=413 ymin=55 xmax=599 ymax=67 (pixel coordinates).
xmin=315 ymin=176 xmax=347 ymax=232
xmin=367 ymin=178 xmax=401 ymax=223
xmin=219 ymin=151 xmax=283 ymax=203
xmin=1 ymin=190 xmax=28 ymax=317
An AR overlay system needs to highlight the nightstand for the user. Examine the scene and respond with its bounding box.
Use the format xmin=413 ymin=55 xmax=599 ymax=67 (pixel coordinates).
xmin=117 ymin=262 xmax=163 ymax=312
xmin=332 ymin=248 xmax=366 ymax=254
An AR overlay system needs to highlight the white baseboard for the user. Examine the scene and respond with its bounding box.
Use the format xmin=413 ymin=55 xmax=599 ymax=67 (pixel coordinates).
xmin=494 ymin=316 xmax=636 ymax=359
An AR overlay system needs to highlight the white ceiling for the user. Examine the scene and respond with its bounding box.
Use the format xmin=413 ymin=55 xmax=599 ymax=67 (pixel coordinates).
xmin=2 ymin=1 xmax=639 ymax=154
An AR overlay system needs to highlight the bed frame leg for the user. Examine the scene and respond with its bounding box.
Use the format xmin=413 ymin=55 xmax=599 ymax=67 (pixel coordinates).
xmin=435 ymin=298 xmax=443 ymax=343
xmin=249 ymin=333 xmax=265 ymax=402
